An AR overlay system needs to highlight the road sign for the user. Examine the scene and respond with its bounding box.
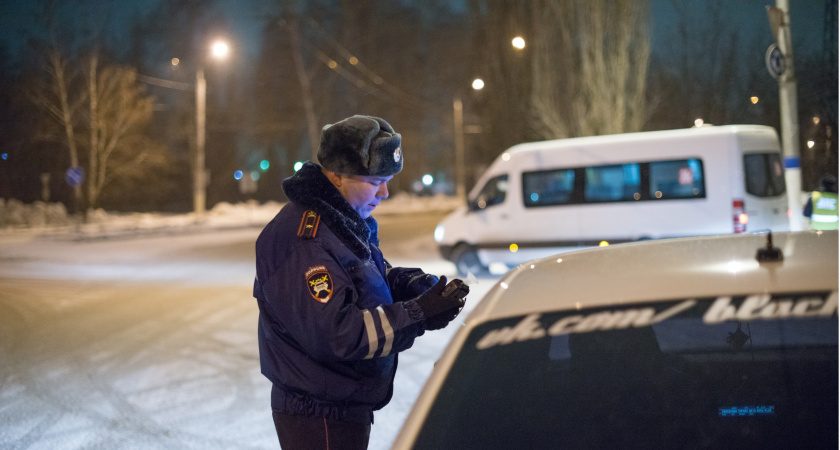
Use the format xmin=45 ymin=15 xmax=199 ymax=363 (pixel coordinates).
xmin=765 ymin=44 xmax=785 ymax=79
xmin=65 ymin=166 xmax=84 ymax=187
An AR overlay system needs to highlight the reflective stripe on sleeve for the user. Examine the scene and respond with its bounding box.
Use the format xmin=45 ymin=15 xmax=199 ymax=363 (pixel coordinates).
xmin=361 ymin=310 xmax=379 ymax=359
xmin=376 ymin=306 xmax=395 ymax=357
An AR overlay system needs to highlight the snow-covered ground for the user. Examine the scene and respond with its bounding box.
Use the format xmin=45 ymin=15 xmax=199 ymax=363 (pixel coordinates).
xmin=0 ymin=192 xmax=464 ymax=239
xmin=0 ymin=193 xmax=499 ymax=450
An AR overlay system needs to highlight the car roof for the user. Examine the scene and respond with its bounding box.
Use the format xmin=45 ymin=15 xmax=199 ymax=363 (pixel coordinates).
xmin=466 ymin=231 xmax=838 ymax=324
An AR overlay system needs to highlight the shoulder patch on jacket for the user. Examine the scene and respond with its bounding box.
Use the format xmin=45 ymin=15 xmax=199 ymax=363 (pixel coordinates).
xmin=297 ymin=210 xmax=321 ymax=239
xmin=305 ymin=265 xmax=333 ymax=303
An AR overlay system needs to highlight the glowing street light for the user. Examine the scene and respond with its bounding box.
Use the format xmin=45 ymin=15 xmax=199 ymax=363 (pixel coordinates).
xmin=194 ymin=39 xmax=230 ymax=217
xmin=512 ymin=36 xmax=526 ymax=50
xmin=211 ymin=40 xmax=229 ymax=59
xmin=454 ymin=78 xmax=487 ymax=201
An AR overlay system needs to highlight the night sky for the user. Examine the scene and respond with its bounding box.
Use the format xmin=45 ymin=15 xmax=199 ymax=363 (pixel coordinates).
xmin=0 ymin=1 xmax=829 ymax=72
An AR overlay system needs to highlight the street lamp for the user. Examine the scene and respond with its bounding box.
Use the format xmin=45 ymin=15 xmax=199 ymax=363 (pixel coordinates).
xmin=194 ymin=39 xmax=229 ymax=217
xmin=453 ymin=78 xmax=484 ymax=202
xmin=453 ymin=98 xmax=466 ymax=201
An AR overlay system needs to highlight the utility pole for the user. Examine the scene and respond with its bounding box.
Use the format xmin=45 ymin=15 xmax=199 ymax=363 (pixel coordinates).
xmin=767 ymin=1 xmax=803 ymax=231
xmin=453 ymin=97 xmax=466 ymax=202
xmin=192 ymin=40 xmax=229 ymax=218
xmin=194 ymin=67 xmax=207 ymax=217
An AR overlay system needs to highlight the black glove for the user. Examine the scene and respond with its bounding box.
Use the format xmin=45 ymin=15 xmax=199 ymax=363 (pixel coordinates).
xmin=387 ymin=268 xmax=438 ymax=302
xmin=407 ymin=273 xmax=439 ymax=296
xmin=424 ymin=305 xmax=462 ymax=331
xmin=424 ymin=277 xmax=470 ymax=330
xmin=414 ymin=276 xmax=466 ymax=319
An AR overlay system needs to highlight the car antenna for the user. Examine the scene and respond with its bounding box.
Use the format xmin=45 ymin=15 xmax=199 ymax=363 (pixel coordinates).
xmin=756 ymin=231 xmax=783 ymax=262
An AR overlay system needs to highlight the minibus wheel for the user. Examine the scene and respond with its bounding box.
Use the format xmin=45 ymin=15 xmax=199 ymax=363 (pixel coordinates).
xmin=451 ymin=244 xmax=486 ymax=277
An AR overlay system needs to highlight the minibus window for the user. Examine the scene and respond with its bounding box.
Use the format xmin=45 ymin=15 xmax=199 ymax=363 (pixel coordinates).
xmin=471 ymin=174 xmax=508 ymax=210
xmin=649 ymin=159 xmax=706 ymax=200
xmin=585 ymin=164 xmax=641 ymax=203
xmin=744 ymin=153 xmax=786 ymax=197
xmin=523 ymin=169 xmax=576 ymax=207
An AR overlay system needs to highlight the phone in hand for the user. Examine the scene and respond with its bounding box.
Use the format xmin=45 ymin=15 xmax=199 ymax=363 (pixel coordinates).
xmin=442 ymin=278 xmax=468 ymax=300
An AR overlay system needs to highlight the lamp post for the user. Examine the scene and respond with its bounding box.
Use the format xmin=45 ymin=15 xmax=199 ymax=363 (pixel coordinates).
xmin=767 ymin=1 xmax=802 ymax=231
xmin=194 ymin=67 xmax=207 ymax=216
xmin=453 ymin=97 xmax=466 ymax=201
xmin=453 ymin=78 xmax=485 ymax=202
xmin=193 ymin=40 xmax=229 ymax=217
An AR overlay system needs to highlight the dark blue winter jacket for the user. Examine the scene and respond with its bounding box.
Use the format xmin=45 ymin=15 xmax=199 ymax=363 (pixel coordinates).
xmin=253 ymin=162 xmax=436 ymax=424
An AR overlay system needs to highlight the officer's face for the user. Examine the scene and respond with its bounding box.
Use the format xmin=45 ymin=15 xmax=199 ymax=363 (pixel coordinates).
xmin=335 ymin=174 xmax=393 ymax=218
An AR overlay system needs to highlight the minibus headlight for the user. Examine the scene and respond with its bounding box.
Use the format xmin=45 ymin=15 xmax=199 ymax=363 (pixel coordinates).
xmin=434 ymin=224 xmax=445 ymax=242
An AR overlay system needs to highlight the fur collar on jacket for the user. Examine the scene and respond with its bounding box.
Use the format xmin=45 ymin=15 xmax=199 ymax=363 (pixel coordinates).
xmin=282 ymin=162 xmax=379 ymax=260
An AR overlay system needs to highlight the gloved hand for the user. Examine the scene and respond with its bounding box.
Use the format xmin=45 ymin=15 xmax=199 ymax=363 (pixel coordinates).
xmin=425 ymin=277 xmax=470 ymax=329
xmin=414 ymin=276 xmax=466 ymax=319
xmin=406 ymin=273 xmax=439 ymax=296
xmin=424 ymin=305 xmax=462 ymax=331
xmin=387 ymin=268 xmax=439 ymax=302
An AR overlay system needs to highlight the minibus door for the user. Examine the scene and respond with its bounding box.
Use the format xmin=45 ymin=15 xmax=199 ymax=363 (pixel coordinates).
xmin=467 ymin=174 xmax=512 ymax=268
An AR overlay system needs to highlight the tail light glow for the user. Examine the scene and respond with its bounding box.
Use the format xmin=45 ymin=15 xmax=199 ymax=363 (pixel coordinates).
xmin=733 ymin=199 xmax=747 ymax=233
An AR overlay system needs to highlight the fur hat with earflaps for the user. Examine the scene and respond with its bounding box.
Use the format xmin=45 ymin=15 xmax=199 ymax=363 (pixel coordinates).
xmin=317 ymin=115 xmax=403 ymax=177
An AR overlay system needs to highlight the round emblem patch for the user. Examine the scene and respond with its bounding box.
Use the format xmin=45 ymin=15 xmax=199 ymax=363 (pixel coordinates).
xmin=394 ymin=147 xmax=402 ymax=162
xmin=306 ymin=265 xmax=333 ymax=303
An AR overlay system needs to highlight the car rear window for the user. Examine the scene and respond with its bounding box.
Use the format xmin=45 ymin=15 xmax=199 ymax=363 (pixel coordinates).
xmin=744 ymin=153 xmax=786 ymax=197
xmin=413 ymin=293 xmax=838 ymax=449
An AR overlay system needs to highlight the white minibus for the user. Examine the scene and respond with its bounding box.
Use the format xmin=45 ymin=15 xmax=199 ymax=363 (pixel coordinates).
xmin=434 ymin=125 xmax=791 ymax=275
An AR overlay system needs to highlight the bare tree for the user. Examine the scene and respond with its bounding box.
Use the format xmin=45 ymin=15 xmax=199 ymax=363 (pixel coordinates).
xmin=30 ymin=49 xmax=167 ymax=216
xmin=84 ymin=56 xmax=167 ymax=210
xmin=530 ymin=0 xmax=651 ymax=139
xmin=29 ymin=50 xmax=87 ymax=214
xmin=648 ymin=1 xmax=747 ymax=129
xmin=286 ymin=15 xmax=321 ymax=162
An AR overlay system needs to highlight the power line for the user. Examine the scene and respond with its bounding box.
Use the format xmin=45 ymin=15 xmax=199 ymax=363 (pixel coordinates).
xmin=299 ymin=18 xmax=442 ymax=112
xmin=136 ymin=73 xmax=192 ymax=91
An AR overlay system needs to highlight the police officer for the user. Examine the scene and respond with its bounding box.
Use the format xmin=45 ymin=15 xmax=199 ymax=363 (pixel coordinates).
xmin=803 ymin=176 xmax=839 ymax=230
xmin=253 ymin=115 xmax=469 ymax=449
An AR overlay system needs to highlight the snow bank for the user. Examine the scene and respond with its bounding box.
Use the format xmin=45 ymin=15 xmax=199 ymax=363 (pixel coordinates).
xmin=375 ymin=192 xmax=463 ymax=215
xmin=0 ymin=199 xmax=71 ymax=228
xmin=0 ymin=194 xmax=463 ymax=238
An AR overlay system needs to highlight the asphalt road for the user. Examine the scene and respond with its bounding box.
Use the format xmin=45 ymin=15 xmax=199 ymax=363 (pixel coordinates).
xmin=0 ymin=210 xmax=465 ymax=449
